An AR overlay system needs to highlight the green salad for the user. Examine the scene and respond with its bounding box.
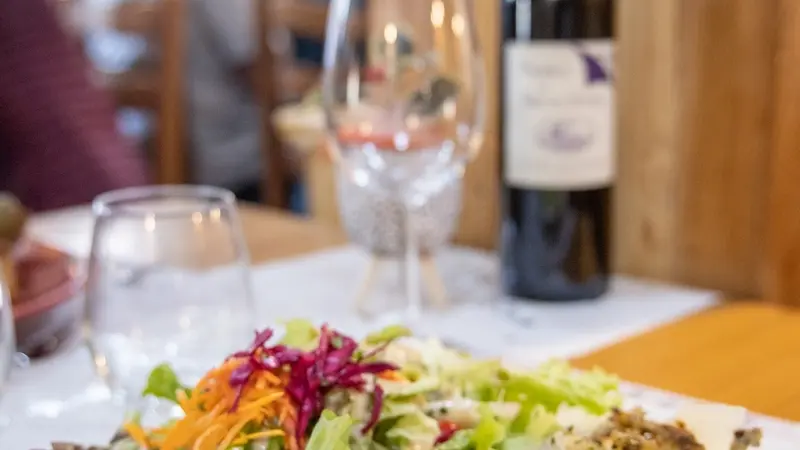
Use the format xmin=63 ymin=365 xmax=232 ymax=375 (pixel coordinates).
xmin=87 ymin=320 xmax=759 ymax=450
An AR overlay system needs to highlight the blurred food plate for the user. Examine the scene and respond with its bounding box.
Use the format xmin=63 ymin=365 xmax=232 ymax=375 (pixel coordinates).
xmin=11 ymin=241 xmax=84 ymax=358
xmin=272 ymin=103 xmax=326 ymax=156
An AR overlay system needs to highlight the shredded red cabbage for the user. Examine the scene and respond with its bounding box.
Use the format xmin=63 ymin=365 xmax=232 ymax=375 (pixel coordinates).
xmin=226 ymin=325 xmax=398 ymax=443
xmin=227 ymin=329 xmax=302 ymax=411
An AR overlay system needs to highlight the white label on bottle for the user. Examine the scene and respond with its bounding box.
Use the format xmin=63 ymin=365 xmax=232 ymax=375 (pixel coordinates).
xmin=504 ymin=40 xmax=615 ymax=190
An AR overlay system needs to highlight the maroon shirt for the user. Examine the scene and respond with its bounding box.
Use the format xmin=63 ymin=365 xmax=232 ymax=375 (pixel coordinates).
xmin=0 ymin=0 xmax=148 ymax=211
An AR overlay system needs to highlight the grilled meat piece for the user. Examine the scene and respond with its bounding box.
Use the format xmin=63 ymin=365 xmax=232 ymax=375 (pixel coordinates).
xmin=587 ymin=408 xmax=704 ymax=450
xmin=730 ymin=428 xmax=762 ymax=450
xmin=48 ymin=430 xmax=134 ymax=450
xmin=50 ymin=444 xmax=109 ymax=450
xmin=541 ymin=408 xmax=763 ymax=450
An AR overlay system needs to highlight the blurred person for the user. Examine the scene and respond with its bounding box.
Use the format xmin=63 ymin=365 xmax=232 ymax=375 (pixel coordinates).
xmin=188 ymin=0 xmax=343 ymax=205
xmin=0 ymin=0 xmax=148 ymax=211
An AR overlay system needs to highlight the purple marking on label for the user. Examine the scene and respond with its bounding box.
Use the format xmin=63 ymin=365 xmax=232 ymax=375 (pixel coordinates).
xmin=537 ymin=119 xmax=593 ymax=151
xmin=576 ymin=48 xmax=612 ymax=84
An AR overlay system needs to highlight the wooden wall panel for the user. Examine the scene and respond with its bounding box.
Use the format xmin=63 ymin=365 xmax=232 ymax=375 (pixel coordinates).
xmin=674 ymin=0 xmax=775 ymax=296
xmin=766 ymin=0 xmax=800 ymax=306
xmin=614 ymin=0 xmax=777 ymax=297
xmin=612 ymin=0 xmax=681 ymax=280
xmin=452 ymin=0 xmax=500 ymax=249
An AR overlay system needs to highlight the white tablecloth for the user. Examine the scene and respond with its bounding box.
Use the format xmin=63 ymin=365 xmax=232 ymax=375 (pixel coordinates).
xmin=2 ymin=245 xmax=734 ymax=448
xmin=13 ymin=211 xmax=799 ymax=447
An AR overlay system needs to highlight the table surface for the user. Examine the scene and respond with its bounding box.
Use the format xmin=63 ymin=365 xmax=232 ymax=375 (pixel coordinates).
xmin=28 ymin=205 xmax=800 ymax=422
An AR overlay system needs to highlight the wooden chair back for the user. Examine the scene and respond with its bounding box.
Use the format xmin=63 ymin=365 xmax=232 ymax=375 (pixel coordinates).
xmin=253 ymin=0 xmax=353 ymax=208
xmin=254 ymin=0 xmax=288 ymax=207
xmin=107 ymin=0 xmax=188 ymax=185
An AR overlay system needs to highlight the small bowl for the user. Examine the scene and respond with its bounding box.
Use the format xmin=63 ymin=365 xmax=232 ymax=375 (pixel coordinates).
xmin=272 ymin=103 xmax=326 ymax=155
xmin=11 ymin=242 xmax=84 ymax=358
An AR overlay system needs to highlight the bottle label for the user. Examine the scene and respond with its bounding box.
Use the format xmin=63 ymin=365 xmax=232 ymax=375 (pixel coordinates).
xmin=504 ymin=40 xmax=615 ymax=190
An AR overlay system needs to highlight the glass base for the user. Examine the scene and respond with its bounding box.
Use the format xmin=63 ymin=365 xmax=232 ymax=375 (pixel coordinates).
xmin=353 ymin=253 xmax=450 ymax=322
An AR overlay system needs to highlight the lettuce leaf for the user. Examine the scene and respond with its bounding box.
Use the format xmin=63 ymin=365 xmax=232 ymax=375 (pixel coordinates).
xmin=417 ymin=339 xmax=470 ymax=377
xmin=522 ymin=405 xmax=561 ymax=441
xmin=385 ymin=411 xmax=441 ymax=449
xmin=350 ymin=437 xmax=390 ymax=450
xmin=381 ymin=399 xmax=424 ymax=420
xmin=279 ymin=319 xmax=320 ymax=351
xmin=502 ymin=361 xmax=620 ymax=428
xmin=364 ymin=325 xmax=412 ymax=346
xmin=380 ymin=376 xmax=440 ymax=397
xmin=500 ymin=436 xmax=539 ymax=450
xmin=306 ymin=410 xmax=355 ymax=450
xmin=141 ymin=364 xmax=191 ymax=403
xmin=471 ymin=405 xmax=506 ymax=450
xmin=443 ymin=358 xmax=505 ymax=399
xmin=435 ymin=430 xmax=473 ymax=449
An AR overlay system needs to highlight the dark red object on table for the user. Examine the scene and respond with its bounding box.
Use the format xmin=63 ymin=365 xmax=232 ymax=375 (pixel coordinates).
xmin=11 ymin=241 xmax=84 ymax=358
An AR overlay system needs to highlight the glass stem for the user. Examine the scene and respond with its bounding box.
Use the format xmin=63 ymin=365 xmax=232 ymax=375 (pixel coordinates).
xmin=403 ymin=197 xmax=422 ymax=321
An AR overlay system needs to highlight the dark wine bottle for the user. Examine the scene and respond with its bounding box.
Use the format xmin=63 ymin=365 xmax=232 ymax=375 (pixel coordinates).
xmin=500 ymin=0 xmax=615 ymax=301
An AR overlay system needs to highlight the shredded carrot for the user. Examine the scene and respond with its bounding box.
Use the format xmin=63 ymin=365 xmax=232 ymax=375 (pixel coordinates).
xmin=123 ymin=421 xmax=151 ymax=449
xmin=378 ymin=370 xmax=407 ymax=382
xmin=233 ymin=429 xmax=284 ymax=444
xmin=192 ymin=424 xmax=224 ymax=450
xmin=218 ymin=413 xmax=263 ymax=449
xmin=124 ymin=356 xmax=297 ymax=450
xmin=283 ymin=414 xmax=300 ymax=450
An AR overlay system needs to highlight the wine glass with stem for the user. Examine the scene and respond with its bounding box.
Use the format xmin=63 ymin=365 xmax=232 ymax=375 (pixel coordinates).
xmin=322 ymin=0 xmax=485 ymax=322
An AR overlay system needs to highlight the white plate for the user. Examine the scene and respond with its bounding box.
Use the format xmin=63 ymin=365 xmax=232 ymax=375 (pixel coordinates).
xmin=4 ymin=371 xmax=798 ymax=449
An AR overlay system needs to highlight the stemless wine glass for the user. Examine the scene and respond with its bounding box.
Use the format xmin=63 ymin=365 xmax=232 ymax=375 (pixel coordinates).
xmin=84 ymin=186 xmax=256 ymax=415
xmin=323 ymin=0 xmax=485 ymax=322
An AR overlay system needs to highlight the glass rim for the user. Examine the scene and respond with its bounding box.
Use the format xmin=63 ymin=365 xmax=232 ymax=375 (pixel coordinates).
xmin=92 ymin=185 xmax=237 ymax=218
